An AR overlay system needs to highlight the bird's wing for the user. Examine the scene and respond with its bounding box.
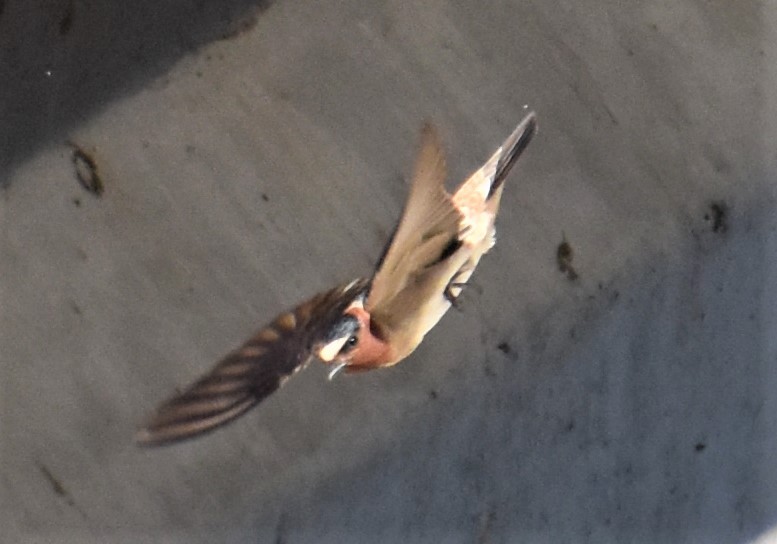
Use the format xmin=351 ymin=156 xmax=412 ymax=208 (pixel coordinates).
xmin=367 ymin=123 xmax=462 ymax=317
xmin=136 ymin=279 xmax=368 ymax=446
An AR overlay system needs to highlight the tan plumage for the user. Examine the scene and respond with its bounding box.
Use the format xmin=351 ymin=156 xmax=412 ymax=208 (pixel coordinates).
xmin=136 ymin=113 xmax=536 ymax=446
xmin=344 ymin=112 xmax=538 ymax=370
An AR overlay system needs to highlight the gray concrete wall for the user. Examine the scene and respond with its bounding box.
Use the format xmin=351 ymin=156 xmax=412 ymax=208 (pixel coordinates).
xmin=2 ymin=0 xmax=776 ymax=542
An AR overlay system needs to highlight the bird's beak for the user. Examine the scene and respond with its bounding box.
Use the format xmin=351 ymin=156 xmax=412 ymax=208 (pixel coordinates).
xmin=327 ymin=361 xmax=348 ymax=381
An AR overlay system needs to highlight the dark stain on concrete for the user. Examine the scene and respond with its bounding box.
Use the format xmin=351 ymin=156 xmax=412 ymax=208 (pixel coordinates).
xmin=68 ymin=142 xmax=104 ymax=197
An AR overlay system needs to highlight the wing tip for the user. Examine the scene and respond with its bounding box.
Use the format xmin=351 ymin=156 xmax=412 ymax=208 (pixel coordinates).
xmin=134 ymin=427 xmax=157 ymax=447
xmin=419 ymin=120 xmax=443 ymax=156
xmin=133 ymin=396 xmax=259 ymax=447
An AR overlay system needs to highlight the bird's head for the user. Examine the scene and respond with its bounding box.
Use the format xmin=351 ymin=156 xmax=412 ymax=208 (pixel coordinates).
xmin=315 ymin=296 xmax=394 ymax=378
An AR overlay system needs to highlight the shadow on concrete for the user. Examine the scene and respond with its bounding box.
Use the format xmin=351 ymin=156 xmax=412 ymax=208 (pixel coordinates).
xmin=0 ymin=0 xmax=272 ymax=186
xmin=248 ymin=190 xmax=777 ymax=543
xmin=122 ymin=188 xmax=777 ymax=543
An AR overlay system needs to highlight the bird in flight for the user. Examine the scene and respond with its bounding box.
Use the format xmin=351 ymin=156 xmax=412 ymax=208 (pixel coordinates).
xmin=136 ymin=112 xmax=537 ymax=446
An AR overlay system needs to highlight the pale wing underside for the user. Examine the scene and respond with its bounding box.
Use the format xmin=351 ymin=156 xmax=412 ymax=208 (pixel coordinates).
xmin=136 ymin=279 xmax=368 ymax=446
xmin=367 ymin=124 xmax=462 ymax=319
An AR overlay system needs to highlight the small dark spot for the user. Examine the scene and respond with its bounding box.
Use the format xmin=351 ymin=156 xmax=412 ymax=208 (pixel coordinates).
xmin=59 ymin=0 xmax=74 ymax=36
xmin=72 ymin=197 xmax=81 ymax=207
xmin=484 ymin=365 xmax=496 ymax=377
xmin=68 ymin=142 xmax=104 ymax=197
xmin=185 ymin=144 xmax=196 ymax=155
xmin=612 ymin=290 xmax=620 ymax=300
xmin=497 ymin=342 xmax=511 ymax=354
xmin=195 ymin=70 xmax=203 ymax=78
xmin=694 ymin=442 xmax=706 ymax=452
xmin=705 ymin=201 xmax=728 ymax=233
xmin=69 ymin=300 xmax=82 ymax=315
xmin=429 ymin=390 xmax=438 ymax=400
xmin=565 ymin=419 xmax=575 ymax=432
xmin=141 ymin=140 xmax=150 ymax=149
xmin=557 ymin=234 xmax=579 ymax=281
xmin=261 ymin=193 xmax=269 ymax=202
xmin=710 ymin=154 xmax=730 ymax=174
xmin=650 ymin=22 xmax=658 ymax=31
xmin=38 ymin=463 xmax=66 ymax=497
xmin=379 ymin=20 xmax=393 ymax=38
xmin=569 ymin=328 xmax=576 ymax=340
xmin=627 ymin=48 xmax=634 ymax=57
xmin=598 ymin=282 xmax=603 ymax=290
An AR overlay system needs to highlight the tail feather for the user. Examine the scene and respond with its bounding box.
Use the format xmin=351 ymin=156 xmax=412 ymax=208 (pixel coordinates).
xmin=488 ymin=112 xmax=537 ymax=199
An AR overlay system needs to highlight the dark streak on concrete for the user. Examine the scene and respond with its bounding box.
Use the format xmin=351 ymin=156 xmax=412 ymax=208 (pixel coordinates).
xmin=704 ymin=201 xmax=728 ymax=234
xmin=68 ymin=142 xmax=104 ymax=197
xmin=60 ymin=0 xmax=75 ymax=36
xmin=37 ymin=462 xmax=89 ymax=520
xmin=557 ymin=234 xmax=579 ymax=281
xmin=37 ymin=463 xmax=67 ymax=497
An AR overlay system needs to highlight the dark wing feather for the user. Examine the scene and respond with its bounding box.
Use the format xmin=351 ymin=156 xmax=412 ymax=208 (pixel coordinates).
xmin=136 ymin=279 xmax=369 ymax=446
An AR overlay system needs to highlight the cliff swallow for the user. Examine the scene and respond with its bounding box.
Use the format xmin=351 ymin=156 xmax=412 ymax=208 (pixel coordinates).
xmin=136 ymin=112 xmax=537 ymax=446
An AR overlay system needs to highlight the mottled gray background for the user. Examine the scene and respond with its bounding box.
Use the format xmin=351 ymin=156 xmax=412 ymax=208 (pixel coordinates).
xmin=2 ymin=1 xmax=776 ymax=542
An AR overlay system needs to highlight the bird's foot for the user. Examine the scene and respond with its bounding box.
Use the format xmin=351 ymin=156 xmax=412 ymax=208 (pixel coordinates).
xmin=444 ymin=281 xmax=468 ymax=309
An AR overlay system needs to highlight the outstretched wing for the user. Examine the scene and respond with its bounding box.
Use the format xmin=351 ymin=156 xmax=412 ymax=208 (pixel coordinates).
xmin=136 ymin=279 xmax=369 ymax=446
xmin=367 ymin=123 xmax=461 ymax=320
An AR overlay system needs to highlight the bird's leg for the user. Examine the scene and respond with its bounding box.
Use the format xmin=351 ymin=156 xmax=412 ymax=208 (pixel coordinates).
xmin=444 ymin=282 xmax=468 ymax=309
xmin=444 ymin=265 xmax=472 ymax=308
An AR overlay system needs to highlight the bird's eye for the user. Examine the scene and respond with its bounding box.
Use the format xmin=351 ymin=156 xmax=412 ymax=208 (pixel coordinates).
xmin=338 ymin=334 xmax=358 ymax=355
xmin=338 ymin=334 xmax=359 ymax=355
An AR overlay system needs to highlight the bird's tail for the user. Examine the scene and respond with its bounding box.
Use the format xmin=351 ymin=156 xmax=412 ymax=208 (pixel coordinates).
xmin=487 ymin=111 xmax=537 ymax=199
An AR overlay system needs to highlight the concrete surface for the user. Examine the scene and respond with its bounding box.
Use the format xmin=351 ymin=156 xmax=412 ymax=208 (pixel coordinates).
xmin=2 ymin=0 xmax=776 ymax=542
